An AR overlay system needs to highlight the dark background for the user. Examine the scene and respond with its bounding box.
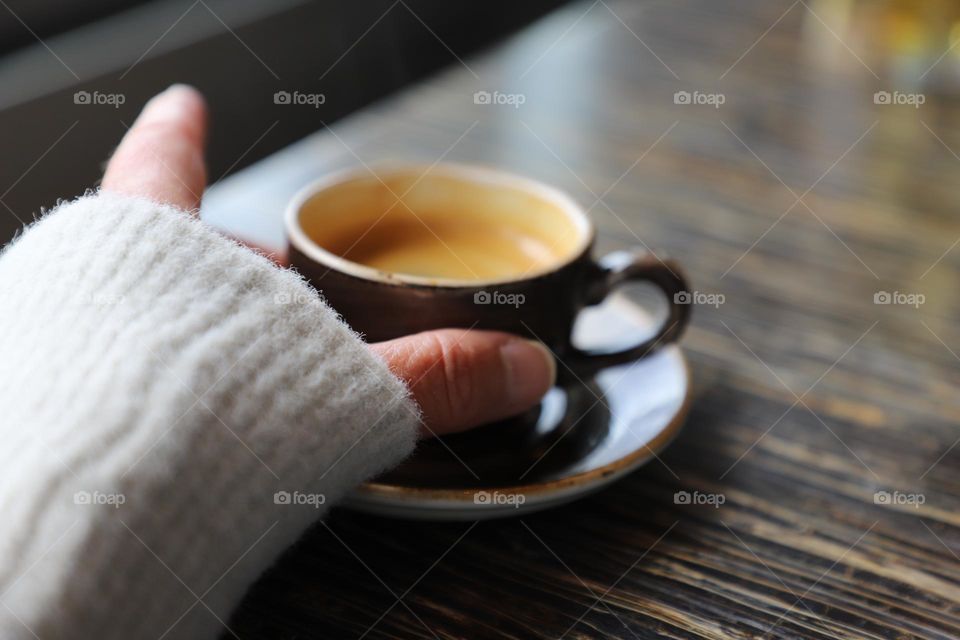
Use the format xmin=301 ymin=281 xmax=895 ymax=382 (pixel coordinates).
xmin=0 ymin=0 xmax=566 ymax=243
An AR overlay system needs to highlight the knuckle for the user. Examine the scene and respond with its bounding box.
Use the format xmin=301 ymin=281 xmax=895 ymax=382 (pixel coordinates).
xmin=425 ymin=332 xmax=476 ymax=420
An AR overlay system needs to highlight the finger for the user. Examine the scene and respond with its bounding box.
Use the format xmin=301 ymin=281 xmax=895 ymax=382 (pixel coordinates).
xmin=370 ymin=329 xmax=556 ymax=437
xmin=103 ymin=84 xmax=208 ymax=211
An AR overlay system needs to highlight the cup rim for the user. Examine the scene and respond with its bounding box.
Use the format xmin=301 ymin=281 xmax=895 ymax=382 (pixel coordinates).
xmin=284 ymin=162 xmax=595 ymax=288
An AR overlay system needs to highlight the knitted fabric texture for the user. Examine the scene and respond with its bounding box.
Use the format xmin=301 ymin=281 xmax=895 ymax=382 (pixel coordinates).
xmin=0 ymin=192 xmax=419 ymax=639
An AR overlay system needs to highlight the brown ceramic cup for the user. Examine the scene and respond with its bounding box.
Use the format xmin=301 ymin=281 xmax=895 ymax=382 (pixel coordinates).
xmin=285 ymin=164 xmax=690 ymax=379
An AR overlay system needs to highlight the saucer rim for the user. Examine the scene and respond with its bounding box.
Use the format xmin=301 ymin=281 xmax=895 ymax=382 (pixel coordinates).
xmin=354 ymin=348 xmax=691 ymax=504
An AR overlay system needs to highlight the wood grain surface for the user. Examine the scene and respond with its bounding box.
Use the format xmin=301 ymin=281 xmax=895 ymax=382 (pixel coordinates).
xmin=206 ymin=1 xmax=960 ymax=637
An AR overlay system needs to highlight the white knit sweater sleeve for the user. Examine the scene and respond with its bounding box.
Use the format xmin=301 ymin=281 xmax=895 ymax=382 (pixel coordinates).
xmin=0 ymin=192 xmax=420 ymax=639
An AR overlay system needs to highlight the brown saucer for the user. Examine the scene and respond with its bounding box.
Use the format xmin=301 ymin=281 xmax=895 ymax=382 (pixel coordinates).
xmin=345 ymin=293 xmax=692 ymax=520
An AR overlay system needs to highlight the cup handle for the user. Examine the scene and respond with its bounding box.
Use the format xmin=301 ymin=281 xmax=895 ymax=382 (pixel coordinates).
xmin=562 ymin=249 xmax=691 ymax=379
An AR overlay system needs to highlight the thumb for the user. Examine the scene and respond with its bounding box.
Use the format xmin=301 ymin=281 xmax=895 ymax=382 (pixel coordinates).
xmin=369 ymin=329 xmax=557 ymax=437
xmin=102 ymin=84 xmax=208 ymax=211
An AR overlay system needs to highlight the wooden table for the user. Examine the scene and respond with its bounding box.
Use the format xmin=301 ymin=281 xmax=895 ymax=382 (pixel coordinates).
xmin=205 ymin=1 xmax=960 ymax=637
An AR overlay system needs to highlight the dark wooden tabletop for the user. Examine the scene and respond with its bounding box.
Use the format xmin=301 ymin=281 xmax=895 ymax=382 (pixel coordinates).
xmin=207 ymin=1 xmax=960 ymax=638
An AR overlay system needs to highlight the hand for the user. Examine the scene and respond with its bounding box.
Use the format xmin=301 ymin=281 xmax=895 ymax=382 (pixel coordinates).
xmin=103 ymin=85 xmax=556 ymax=437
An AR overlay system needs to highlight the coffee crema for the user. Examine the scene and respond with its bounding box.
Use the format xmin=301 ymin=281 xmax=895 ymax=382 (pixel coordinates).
xmin=319 ymin=215 xmax=564 ymax=280
xmin=298 ymin=171 xmax=585 ymax=281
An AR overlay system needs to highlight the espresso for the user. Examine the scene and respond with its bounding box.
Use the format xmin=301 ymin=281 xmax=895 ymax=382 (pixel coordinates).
xmin=323 ymin=216 xmax=562 ymax=280
xmin=297 ymin=170 xmax=586 ymax=281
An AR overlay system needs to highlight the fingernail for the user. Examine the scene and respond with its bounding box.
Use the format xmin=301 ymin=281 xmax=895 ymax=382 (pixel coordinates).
xmin=499 ymin=338 xmax=556 ymax=406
